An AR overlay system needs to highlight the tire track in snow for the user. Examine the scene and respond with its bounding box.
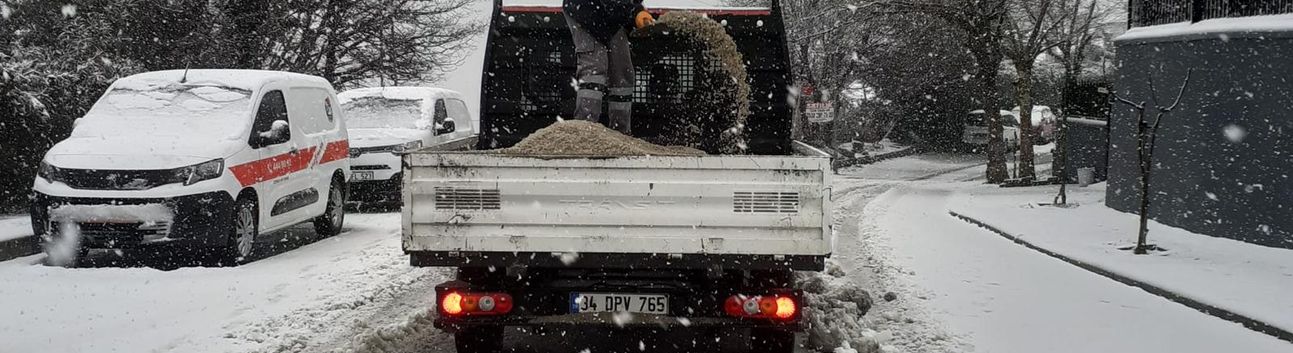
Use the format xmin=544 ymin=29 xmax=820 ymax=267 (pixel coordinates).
xmin=215 ymin=219 xmax=453 ymax=353
xmin=829 ymin=179 xmax=971 ymax=353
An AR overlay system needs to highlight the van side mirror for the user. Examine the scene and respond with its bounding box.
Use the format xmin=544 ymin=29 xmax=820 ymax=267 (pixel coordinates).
xmin=437 ymin=119 xmax=456 ymax=135
xmin=254 ymin=120 xmax=291 ymax=147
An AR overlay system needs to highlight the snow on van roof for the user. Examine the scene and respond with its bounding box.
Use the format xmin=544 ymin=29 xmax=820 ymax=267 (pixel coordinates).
xmin=337 ymin=86 xmax=463 ymax=104
xmin=112 ymin=69 xmax=331 ymax=92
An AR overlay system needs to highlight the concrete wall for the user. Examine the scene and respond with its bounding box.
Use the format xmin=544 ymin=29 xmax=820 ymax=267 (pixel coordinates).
xmin=1108 ymin=28 xmax=1293 ymax=248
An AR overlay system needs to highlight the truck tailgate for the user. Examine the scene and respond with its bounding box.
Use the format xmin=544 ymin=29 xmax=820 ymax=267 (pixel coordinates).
xmin=402 ymin=152 xmax=831 ymax=260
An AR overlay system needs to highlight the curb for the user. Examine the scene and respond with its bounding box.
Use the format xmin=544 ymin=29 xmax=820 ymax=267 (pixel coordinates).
xmin=0 ymin=235 xmax=40 ymax=262
xmin=834 ymin=146 xmax=924 ymax=169
xmin=948 ymin=211 xmax=1293 ymax=344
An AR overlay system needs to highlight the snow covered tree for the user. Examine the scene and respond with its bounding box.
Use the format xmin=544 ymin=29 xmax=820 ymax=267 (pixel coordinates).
xmin=0 ymin=1 xmax=139 ymax=211
xmin=1000 ymin=0 xmax=1072 ymax=181
xmin=885 ymin=0 xmax=1013 ymax=182
xmin=256 ymin=0 xmax=482 ymax=88
xmin=1049 ymin=0 xmax=1113 ymax=203
xmin=733 ymin=1 xmax=984 ymax=154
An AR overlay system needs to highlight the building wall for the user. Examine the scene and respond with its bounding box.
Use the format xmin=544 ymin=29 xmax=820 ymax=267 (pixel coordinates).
xmin=1108 ymin=28 xmax=1293 ymax=248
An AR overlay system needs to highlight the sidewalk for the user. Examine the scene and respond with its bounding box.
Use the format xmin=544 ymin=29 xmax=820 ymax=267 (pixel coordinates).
xmin=946 ymin=183 xmax=1293 ymax=341
xmin=0 ymin=216 xmax=37 ymax=261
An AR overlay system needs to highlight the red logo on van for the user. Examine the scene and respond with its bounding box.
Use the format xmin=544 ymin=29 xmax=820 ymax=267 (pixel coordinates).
xmin=228 ymin=140 xmax=348 ymax=187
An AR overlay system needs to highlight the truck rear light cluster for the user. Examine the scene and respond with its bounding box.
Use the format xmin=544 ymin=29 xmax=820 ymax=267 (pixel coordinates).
xmin=723 ymin=294 xmax=798 ymax=320
xmin=440 ymin=291 xmax=514 ymax=316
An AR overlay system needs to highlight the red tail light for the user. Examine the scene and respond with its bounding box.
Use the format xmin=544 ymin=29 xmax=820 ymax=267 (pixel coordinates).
xmin=723 ymin=294 xmax=799 ymax=320
xmin=439 ymin=291 xmax=513 ymax=316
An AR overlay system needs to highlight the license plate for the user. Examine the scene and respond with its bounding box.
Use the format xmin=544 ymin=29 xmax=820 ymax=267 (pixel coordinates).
xmin=570 ymin=293 xmax=668 ymax=314
xmin=351 ymin=171 xmax=374 ymax=181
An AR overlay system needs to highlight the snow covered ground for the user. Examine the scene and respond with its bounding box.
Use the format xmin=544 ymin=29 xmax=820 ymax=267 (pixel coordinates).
xmin=3 ymin=154 xmax=1291 ymax=353
xmin=0 ymin=213 xmax=451 ymax=353
xmin=838 ymin=139 xmax=911 ymax=158
xmin=835 ymin=158 xmax=1292 ymax=352
xmin=946 ymin=182 xmax=1293 ymax=335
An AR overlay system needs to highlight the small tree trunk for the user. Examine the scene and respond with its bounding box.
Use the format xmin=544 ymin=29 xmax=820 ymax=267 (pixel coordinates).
xmin=1134 ymin=109 xmax=1151 ymax=254
xmin=1013 ymin=61 xmax=1037 ymax=180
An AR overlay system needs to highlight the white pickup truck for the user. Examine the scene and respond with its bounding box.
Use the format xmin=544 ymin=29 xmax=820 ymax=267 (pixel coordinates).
xmin=402 ymin=2 xmax=830 ymax=352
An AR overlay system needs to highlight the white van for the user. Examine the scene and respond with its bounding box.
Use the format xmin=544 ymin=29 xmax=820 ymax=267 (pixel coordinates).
xmin=962 ymin=109 xmax=1020 ymax=152
xmin=1011 ymin=105 xmax=1059 ymax=144
xmin=30 ymin=70 xmax=350 ymax=265
xmin=338 ymin=87 xmax=475 ymax=203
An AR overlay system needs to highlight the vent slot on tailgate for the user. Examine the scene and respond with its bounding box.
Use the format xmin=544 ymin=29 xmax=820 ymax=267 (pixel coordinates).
xmin=733 ymin=191 xmax=800 ymax=214
xmin=435 ymin=187 xmax=501 ymax=210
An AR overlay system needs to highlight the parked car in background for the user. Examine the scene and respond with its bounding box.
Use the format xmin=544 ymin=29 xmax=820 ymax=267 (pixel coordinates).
xmin=31 ymin=70 xmax=350 ymax=265
xmin=1012 ymin=105 xmax=1059 ymax=144
xmin=339 ymin=87 xmax=476 ymax=205
xmin=962 ymin=109 xmax=1020 ymax=153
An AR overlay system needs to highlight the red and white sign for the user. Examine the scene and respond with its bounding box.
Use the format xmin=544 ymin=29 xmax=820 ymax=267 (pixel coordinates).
xmin=805 ymin=102 xmax=834 ymax=123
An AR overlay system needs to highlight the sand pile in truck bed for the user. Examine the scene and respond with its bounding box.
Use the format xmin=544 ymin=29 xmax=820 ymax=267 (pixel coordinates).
xmin=501 ymin=120 xmax=705 ymax=157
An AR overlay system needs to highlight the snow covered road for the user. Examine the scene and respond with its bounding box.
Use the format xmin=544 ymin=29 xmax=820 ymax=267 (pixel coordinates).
xmin=4 ymin=153 xmax=1291 ymax=353
xmin=0 ymin=213 xmax=451 ymax=353
xmin=834 ymin=157 xmax=1293 ymax=352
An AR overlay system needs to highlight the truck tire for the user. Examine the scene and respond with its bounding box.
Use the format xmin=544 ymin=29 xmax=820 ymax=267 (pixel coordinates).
xmin=454 ymin=326 xmax=503 ymax=353
xmin=313 ymin=180 xmax=346 ymax=237
xmin=750 ymin=329 xmax=794 ymax=353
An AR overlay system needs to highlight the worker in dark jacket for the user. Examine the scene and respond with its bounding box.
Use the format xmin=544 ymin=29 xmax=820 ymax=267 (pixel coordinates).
xmin=563 ymin=0 xmax=654 ymax=134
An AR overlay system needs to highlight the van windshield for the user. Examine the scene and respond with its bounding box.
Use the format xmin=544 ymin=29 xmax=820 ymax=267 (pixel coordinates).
xmin=74 ymin=85 xmax=253 ymax=139
xmin=343 ymin=98 xmax=424 ymax=129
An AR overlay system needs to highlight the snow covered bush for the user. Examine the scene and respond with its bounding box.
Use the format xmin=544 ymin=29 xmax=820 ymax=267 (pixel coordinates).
xmin=1 ymin=2 xmax=141 ymax=211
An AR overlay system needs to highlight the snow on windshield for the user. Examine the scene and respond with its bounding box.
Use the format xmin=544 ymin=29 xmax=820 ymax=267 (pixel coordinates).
xmin=74 ymin=85 xmax=252 ymax=139
xmin=342 ymin=98 xmax=424 ymax=129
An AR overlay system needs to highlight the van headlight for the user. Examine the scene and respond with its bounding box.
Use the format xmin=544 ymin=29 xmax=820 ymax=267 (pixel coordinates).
xmin=173 ymin=159 xmax=224 ymax=186
xmin=38 ymin=161 xmax=54 ymax=181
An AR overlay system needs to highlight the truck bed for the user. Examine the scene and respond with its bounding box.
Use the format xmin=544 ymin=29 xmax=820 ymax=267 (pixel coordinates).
xmin=401 ymin=150 xmax=832 ymax=271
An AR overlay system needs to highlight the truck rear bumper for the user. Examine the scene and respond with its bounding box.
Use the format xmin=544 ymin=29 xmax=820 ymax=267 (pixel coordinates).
xmin=409 ymin=251 xmax=826 ymax=271
xmin=436 ymin=312 xmax=801 ymax=332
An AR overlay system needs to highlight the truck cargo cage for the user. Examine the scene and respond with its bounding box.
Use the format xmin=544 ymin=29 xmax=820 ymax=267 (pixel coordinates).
xmin=478 ymin=1 xmax=795 ymax=155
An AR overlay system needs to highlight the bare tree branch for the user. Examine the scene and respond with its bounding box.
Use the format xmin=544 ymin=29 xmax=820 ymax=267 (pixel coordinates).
xmin=1162 ymin=69 xmax=1193 ymax=112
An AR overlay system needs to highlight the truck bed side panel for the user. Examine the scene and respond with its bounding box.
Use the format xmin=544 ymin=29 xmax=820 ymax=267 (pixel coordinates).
xmin=403 ymin=153 xmax=831 ymax=258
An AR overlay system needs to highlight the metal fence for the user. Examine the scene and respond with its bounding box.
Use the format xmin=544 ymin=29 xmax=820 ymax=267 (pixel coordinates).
xmin=1129 ymin=0 xmax=1293 ymax=27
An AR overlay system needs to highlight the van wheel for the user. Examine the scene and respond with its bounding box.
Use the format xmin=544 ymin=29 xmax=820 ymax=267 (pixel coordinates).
xmin=314 ymin=181 xmax=345 ymax=237
xmin=454 ymin=326 xmax=503 ymax=353
xmin=222 ymin=198 xmax=258 ymax=265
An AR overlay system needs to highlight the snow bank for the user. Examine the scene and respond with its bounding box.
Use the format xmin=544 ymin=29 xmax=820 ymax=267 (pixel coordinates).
xmin=1116 ymin=14 xmax=1293 ymax=42
xmin=0 ymin=216 xmax=32 ymax=243
xmin=838 ymin=153 xmax=984 ymax=180
xmin=799 ymin=260 xmax=883 ymax=353
xmin=946 ymin=183 xmax=1293 ymax=335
